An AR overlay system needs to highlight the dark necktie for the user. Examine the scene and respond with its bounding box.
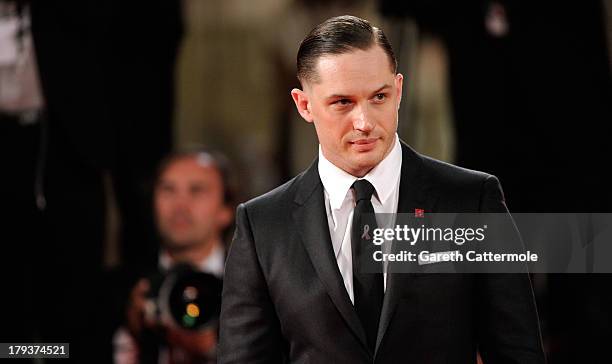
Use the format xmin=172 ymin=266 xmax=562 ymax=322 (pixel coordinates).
xmin=351 ymin=179 xmax=384 ymax=353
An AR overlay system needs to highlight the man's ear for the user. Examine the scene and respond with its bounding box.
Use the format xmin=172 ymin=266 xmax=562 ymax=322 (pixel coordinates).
xmin=217 ymin=205 xmax=233 ymax=231
xmin=291 ymin=88 xmax=314 ymax=123
xmin=395 ymin=73 xmax=404 ymax=109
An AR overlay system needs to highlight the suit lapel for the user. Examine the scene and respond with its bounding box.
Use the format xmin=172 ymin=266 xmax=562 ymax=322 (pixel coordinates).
xmin=375 ymin=142 xmax=439 ymax=356
xmin=292 ymin=160 xmax=370 ymax=354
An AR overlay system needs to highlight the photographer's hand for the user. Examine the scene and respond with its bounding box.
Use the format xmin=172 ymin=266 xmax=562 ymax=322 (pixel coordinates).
xmin=166 ymin=326 xmax=217 ymax=358
xmin=126 ymin=278 xmax=155 ymax=337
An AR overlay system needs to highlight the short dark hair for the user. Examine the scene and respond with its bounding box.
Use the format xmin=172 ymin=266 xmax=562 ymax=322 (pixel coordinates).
xmin=296 ymin=15 xmax=398 ymax=84
xmin=155 ymin=147 xmax=237 ymax=209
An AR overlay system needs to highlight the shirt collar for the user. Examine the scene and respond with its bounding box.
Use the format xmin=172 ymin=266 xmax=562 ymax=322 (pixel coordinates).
xmin=318 ymin=133 xmax=402 ymax=210
xmin=159 ymin=242 xmax=225 ymax=278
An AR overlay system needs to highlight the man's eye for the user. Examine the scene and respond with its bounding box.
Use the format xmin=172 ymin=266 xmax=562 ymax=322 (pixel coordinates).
xmin=334 ymin=99 xmax=352 ymax=106
xmin=158 ymin=184 xmax=175 ymax=194
xmin=374 ymin=93 xmax=386 ymax=101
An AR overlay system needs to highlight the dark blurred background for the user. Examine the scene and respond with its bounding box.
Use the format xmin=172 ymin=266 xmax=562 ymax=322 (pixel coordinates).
xmin=1 ymin=0 xmax=610 ymax=362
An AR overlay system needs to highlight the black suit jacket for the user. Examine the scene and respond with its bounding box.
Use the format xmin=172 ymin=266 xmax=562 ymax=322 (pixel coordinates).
xmin=219 ymin=142 xmax=544 ymax=363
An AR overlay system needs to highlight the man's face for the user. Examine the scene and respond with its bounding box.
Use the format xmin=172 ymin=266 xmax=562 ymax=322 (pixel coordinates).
xmin=154 ymin=156 xmax=231 ymax=250
xmin=292 ymin=45 xmax=403 ymax=177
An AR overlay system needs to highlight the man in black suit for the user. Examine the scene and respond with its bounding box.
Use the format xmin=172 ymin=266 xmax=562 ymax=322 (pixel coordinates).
xmin=219 ymin=15 xmax=544 ymax=363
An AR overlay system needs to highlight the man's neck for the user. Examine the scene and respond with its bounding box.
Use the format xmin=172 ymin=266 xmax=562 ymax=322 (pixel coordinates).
xmin=166 ymin=238 xmax=221 ymax=267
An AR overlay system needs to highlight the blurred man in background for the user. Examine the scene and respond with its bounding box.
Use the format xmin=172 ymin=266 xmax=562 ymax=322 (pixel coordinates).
xmin=114 ymin=148 xmax=235 ymax=364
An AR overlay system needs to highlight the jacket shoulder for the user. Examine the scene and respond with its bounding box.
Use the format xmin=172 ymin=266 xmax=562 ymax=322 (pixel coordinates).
xmin=417 ymin=154 xmax=504 ymax=209
xmin=241 ymin=169 xmax=307 ymax=215
xmin=420 ymin=154 xmax=493 ymax=185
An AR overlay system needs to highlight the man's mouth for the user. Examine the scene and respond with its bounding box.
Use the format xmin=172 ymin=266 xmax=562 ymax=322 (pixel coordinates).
xmin=169 ymin=217 xmax=193 ymax=229
xmin=349 ymin=138 xmax=379 ymax=151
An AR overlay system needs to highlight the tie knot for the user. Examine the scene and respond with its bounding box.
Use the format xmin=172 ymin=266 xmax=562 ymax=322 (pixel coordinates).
xmin=352 ymin=179 xmax=375 ymax=202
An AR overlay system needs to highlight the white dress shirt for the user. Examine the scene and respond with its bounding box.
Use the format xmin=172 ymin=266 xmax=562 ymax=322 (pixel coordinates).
xmin=159 ymin=242 xmax=225 ymax=278
xmin=318 ymin=134 xmax=402 ymax=304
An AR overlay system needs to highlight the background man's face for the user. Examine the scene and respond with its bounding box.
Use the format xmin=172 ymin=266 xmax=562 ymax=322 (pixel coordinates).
xmin=294 ymin=45 xmax=403 ymax=177
xmin=154 ymin=156 xmax=230 ymax=250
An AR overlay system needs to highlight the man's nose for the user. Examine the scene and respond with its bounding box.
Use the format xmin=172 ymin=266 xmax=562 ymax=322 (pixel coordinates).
xmin=172 ymin=192 xmax=192 ymax=209
xmin=352 ymin=104 xmax=374 ymax=132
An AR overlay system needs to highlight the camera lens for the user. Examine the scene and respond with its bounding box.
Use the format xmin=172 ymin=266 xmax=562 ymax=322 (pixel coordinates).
xmin=158 ymin=264 xmax=223 ymax=330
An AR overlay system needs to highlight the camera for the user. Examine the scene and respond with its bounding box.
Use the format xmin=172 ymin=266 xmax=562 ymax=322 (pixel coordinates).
xmin=144 ymin=263 xmax=223 ymax=331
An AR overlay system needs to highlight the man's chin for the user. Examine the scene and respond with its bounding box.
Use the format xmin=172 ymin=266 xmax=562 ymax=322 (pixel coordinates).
xmin=351 ymin=149 xmax=384 ymax=165
xmin=163 ymin=235 xmax=199 ymax=250
xmin=345 ymin=158 xmax=381 ymax=177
